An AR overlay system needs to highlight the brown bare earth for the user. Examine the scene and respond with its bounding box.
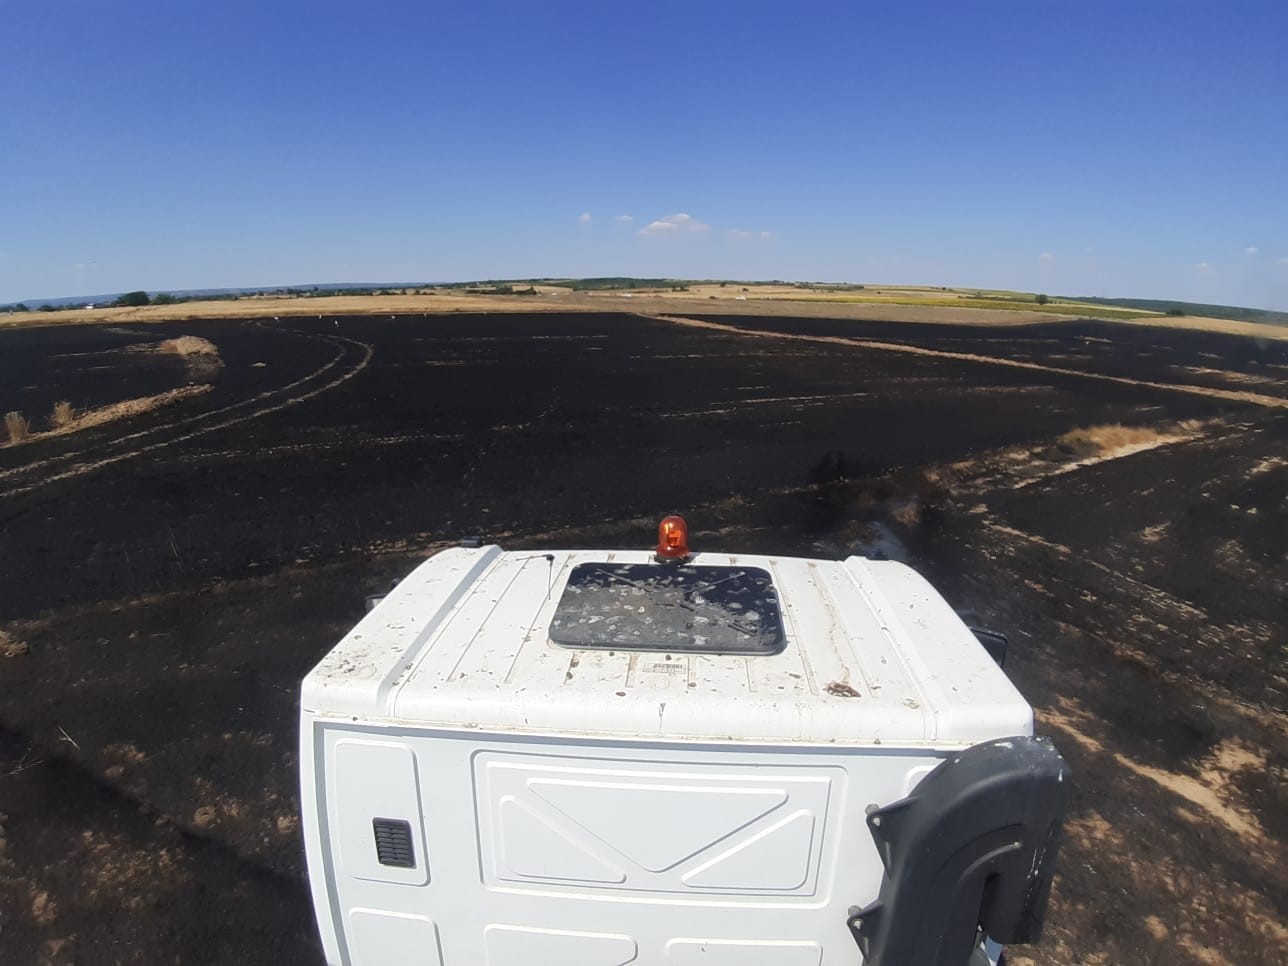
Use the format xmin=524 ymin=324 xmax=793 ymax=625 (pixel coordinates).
xmin=0 ymin=309 xmax=1284 ymax=965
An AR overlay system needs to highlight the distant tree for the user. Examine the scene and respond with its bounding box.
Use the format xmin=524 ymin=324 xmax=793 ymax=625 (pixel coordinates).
xmin=1035 ymin=293 xmax=1050 ymax=305
xmin=38 ymin=304 xmax=56 ymax=312
xmin=1167 ymin=308 xmax=1185 ymax=316
xmin=14 ymin=303 xmax=28 ymax=312
xmin=152 ymin=292 xmax=181 ymax=305
xmin=114 ymin=290 xmax=150 ymax=307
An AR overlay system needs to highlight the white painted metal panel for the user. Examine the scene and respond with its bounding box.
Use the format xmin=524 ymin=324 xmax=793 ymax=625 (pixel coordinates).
xmin=348 ymin=909 xmax=442 ymax=966
xmin=476 ymin=753 xmax=835 ymax=896
xmin=306 ymin=724 xmax=960 ymax=964
xmin=333 ymin=740 xmax=428 ymax=885
xmin=484 ymin=925 xmax=637 ymax=965
xmin=666 ymin=938 xmax=823 ymax=965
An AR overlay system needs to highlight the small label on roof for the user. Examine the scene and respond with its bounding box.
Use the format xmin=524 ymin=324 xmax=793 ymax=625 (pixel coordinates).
xmin=550 ymin=562 xmax=786 ymax=655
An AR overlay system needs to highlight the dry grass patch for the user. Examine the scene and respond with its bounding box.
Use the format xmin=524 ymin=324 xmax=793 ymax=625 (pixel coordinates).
xmin=57 ymin=385 xmax=213 ymax=433
xmin=917 ymin=419 xmax=1213 ymax=497
xmin=1 ymin=385 xmax=213 ymax=448
xmin=5 ymin=411 xmax=30 ymax=443
xmin=130 ymin=335 xmax=223 ymax=379
xmin=158 ymin=335 xmax=218 ymax=357
xmin=1127 ymin=315 xmax=1288 ymax=342
xmin=49 ymin=400 xmax=74 ymax=429
xmin=1059 ymin=422 xmax=1164 ymax=454
xmin=0 ymin=629 xmax=30 ymax=657
xmin=1056 ymin=421 xmax=1200 ymax=460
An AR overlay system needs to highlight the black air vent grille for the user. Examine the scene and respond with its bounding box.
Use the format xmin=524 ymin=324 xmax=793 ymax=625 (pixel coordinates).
xmin=372 ymin=818 xmax=415 ymax=868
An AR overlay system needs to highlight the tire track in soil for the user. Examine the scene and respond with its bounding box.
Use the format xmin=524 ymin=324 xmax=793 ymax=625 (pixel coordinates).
xmin=650 ymin=314 xmax=1288 ymax=410
xmin=0 ymin=322 xmax=373 ymax=500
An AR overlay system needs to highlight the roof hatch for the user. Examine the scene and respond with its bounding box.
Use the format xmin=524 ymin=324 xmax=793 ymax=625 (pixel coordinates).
xmin=549 ymin=561 xmax=786 ymax=655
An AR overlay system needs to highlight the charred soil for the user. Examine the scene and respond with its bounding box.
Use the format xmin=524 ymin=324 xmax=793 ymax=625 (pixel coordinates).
xmin=0 ymin=312 xmax=1284 ymax=965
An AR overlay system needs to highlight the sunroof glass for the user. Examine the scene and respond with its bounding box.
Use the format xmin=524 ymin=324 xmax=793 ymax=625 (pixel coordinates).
xmin=551 ymin=562 xmax=785 ymax=655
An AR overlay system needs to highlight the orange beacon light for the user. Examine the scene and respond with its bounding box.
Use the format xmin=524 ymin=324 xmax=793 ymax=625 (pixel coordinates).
xmin=655 ymin=515 xmax=690 ymax=562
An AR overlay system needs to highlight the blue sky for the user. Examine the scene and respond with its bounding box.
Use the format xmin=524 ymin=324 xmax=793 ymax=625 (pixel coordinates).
xmin=3 ymin=1 xmax=1286 ymax=309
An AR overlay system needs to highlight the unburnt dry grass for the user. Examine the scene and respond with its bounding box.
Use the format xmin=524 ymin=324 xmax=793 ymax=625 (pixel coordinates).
xmin=5 ymin=411 xmax=30 ymax=444
xmin=8 ymin=286 xmax=1288 ymax=344
xmin=1055 ymin=421 xmax=1202 ymax=459
xmin=1 ymin=387 xmax=213 ymax=449
xmin=49 ymin=401 xmax=74 ymax=429
xmin=0 ymin=331 xmax=224 ymax=450
xmin=156 ymin=336 xmax=219 ymax=358
xmin=0 ymin=629 xmax=30 ymax=658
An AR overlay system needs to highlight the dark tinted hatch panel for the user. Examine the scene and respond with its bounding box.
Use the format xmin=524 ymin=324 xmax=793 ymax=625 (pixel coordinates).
xmin=550 ymin=562 xmax=785 ymax=655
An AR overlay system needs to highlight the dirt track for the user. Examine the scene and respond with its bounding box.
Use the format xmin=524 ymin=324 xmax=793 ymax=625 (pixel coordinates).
xmin=0 ymin=312 xmax=1284 ymax=964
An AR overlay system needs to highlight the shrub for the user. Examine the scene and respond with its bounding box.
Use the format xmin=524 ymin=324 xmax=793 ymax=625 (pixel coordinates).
xmin=1036 ymin=293 xmax=1050 ymax=305
xmin=5 ymin=411 xmax=30 ymax=443
xmin=51 ymin=400 xmax=75 ymax=428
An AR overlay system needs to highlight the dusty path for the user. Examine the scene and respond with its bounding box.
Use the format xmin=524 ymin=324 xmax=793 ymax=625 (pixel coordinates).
xmin=650 ymin=313 xmax=1288 ymax=409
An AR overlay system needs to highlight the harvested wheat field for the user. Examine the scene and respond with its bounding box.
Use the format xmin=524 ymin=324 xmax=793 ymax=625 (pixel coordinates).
xmin=0 ymin=310 xmax=1284 ymax=965
xmin=8 ymin=284 xmax=1287 ymax=340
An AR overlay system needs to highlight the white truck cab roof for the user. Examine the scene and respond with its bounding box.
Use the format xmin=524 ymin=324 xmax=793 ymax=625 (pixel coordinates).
xmin=302 ymin=544 xmax=1031 ymax=747
xmin=300 ymin=535 xmax=1067 ymax=966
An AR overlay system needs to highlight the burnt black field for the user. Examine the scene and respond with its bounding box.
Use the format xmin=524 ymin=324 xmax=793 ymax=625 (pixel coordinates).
xmin=0 ymin=311 xmax=1284 ymax=965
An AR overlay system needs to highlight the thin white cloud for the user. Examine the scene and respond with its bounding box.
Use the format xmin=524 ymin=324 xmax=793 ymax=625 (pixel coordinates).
xmin=613 ymin=214 xmax=633 ymax=223
xmin=578 ymin=212 xmax=592 ymax=224
xmin=1195 ymin=262 xmax=1213 ymax=274
xmin=639 ymin=212 xmax=709 ymax=236
xmin=726 ymin=228 xmax=775 ymax=241
xmin=1039 ymin=252 xmax=1055 ymax=263
xmin=1277 ymin=257 xmax=1288 ymax=267
xmin=1244 ymin=246 xmax=1259 ymax=256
